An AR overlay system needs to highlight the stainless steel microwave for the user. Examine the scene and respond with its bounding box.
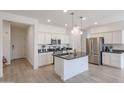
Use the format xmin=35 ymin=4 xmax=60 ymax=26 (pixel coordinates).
xmin=51 ymin=39 xmax=61 ymax=45
xmin=51 ymin=39 xmax=57 ymax=45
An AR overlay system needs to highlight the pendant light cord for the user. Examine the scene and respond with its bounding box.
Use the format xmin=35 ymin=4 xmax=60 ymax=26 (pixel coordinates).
xmin=70 ymin=12 xmax=74 ymax=29
xmin=80 ymin=16 xmax=83 ymax=31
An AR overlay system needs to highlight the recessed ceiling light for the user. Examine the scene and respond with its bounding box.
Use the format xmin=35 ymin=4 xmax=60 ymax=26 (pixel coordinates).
xmin=80 ymin=31 xmax=83 ymax=35
xmin=47 ymin=19 xmax=51 ymax=23
xmin=65 ymin=24 xmax=68 ymax=26
xmin=82 ymin=17 xmax=86 ymax=21
xmin=94 ymin=22 xmax=98 ymax=25
xmin=63 ymin=10 xmax=68 ymax=13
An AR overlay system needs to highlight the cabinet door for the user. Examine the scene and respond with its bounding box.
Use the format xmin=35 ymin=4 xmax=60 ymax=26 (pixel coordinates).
xmin=103 ymin=52 xmax=111 ymax=65
xmin=38 ymin=33 xmax=45 ymax=44
xmin=103 ymin=32 xmax=112 ymax=44
xmin=52 ymin=34 xmax=60 ymax=39
xmin=112 ymin=31 xmax=122 ymax=44
xmin=38 ymin=54 xmax=46 ymax=66
xmin=64 ymin=35 xmax=70 ymax=44
xmin=61 ymin=35 xmax=65 ymax=44
xmin=47 ymin=53 xmax=53 ymax=64
xmin=45 ymin=33 xmax=52 ymax=44
xmin=111 ymin=53 xmax=121 ymax=68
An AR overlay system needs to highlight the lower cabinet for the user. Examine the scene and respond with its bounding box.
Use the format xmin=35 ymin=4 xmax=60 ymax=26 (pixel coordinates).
xmin=38 ymin=52 xmax=53 ymax=67
xmin=103 ymin=52 xmax=111 ymax=65
xmin=103 ymin=52 xmax=124 ymax=68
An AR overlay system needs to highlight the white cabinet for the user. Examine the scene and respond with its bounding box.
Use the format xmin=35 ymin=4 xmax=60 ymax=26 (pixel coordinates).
xmin=38 ymin=33 xmax=45 ymax=44
xmin=103 ymin=30 xmax=124 ymax=44
xmin=38 ymin=54 xmax=46 ymax=66
xmin=52 ymin=34 xmax=60 ymax=39
xmin=60 ymin=35 xmax=69 ymax=44
xmin=90 ymin=33 xmax=104 ymax=38
xmin=51 ymin=34 xmax=70 ymax=44
xmin=64 ymin=35 xmax=70 ymax=44
xmin=111 ymin=53 xmax=122 ymax=67
xmin=102 ymin=52 xmax=124 ymax=68
xmin=60 ymin=35 xmax=65 ymax=44
xmin=38 ymin=32 xmax=70 ymax=44
xmin=38 ymin=33 xmax=52 ymax=44
xmin=38 ymin=52 xmax=53 ymax=67
xmin=112 ymin=31 xmax=123 ymax=44
xmin=103 ymin=32 xmax=113 ymax=44
xmin=45 ymin=33 xmax=52 ymax=44
xmin=103 ymin=52 xmax=111 ymax=65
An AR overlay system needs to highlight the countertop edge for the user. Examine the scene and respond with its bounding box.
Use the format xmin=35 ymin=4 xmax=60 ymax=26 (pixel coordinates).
xmin=53 ymin=53 xmax=88 ymax=60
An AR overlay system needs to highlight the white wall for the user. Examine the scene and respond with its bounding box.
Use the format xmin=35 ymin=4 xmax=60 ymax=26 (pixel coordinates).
xmin=11 ymin=26 xmax=26 ymax=60
xmin=33 ymin=24 xmax=39 ymax=69
xmin=3 ymin=21 xmax=11 ymax=64
xmin=0 ymin=19 xmax=3 ymax=77
xmin=26 ymin=26 xmax=34 ymax=67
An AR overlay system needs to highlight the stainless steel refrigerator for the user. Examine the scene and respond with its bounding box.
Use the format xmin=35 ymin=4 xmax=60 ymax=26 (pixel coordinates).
xmin=86 ymin=37 xmax=104 ymax=65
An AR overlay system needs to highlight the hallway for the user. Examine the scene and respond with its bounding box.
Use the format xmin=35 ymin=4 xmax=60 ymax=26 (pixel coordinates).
xmin=0 ymin=59 xmax=62 ymax=83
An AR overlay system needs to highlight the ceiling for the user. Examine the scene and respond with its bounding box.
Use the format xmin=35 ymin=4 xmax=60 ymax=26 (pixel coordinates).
xmin=2 ymin=10 xmax=124 ymax=29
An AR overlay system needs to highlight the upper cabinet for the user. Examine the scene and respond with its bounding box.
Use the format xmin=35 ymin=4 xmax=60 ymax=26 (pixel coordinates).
xmin=45 ymin=33 xmax=52 ymax=44
xmin=112 ymin=31 xmax=123 ymax=44
xmin=103 ymin=30 xmax=124 ymax=44
xmin=90 ymin=33 xmax=104 ymax=38
xmin=38 ymin=33 xmax=45 ymax=44
xmin=51 ymin=34 xmax=60 ymax=39
xmin=89 ymin=30 xmax=124 ymax=44
xmin=38 ymin=33 xmax=52 ymax=44
xmin=61 ymin=34 xmax=69 ymax=44
xmin=38 ymin=32 xmax=70 ymax=44
xmin=60 ymin=35 xmax=65 ymax=44
xmin=103 ymin=32 xmax=113 ymax=44
xmin=64 ymin=35 xmax=70 ymax=44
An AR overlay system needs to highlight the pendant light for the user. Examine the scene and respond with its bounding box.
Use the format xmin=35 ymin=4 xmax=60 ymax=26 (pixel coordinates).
xmin=80 ymin=16 xmax=83 ymax=35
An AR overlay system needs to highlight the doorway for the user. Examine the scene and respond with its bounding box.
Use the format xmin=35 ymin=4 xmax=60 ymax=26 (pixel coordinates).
xmin=11 ymin=25 xmax=27 ymax=60
xmin=2 ymin=21 xmax=32 ymax=65
xmin=1 ymin=19 xmax=38 ymax=78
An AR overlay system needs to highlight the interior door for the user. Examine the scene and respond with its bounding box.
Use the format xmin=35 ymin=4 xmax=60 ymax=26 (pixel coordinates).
xmin=11 ymin=29 xmax=26 ymax=60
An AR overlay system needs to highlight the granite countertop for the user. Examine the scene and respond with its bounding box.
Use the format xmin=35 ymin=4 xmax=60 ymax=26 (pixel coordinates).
xmin=53 ymin=52 xmax=88 ymax=60
xmin=103 ymin=50 xmax=124 ymax=54
xmin=38 ymin=48 xmax=72 ymax=53
xmin=38 ymin=51 xmax=53 ymax=53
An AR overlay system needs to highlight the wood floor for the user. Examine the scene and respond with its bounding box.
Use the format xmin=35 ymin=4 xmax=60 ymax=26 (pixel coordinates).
xmin=1 ymin=59 xmax=124 ymax=83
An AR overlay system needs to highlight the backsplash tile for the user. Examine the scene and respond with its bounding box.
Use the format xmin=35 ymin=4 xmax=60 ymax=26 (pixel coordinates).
xmin=104 ymin=44 xmax=124 ymax=50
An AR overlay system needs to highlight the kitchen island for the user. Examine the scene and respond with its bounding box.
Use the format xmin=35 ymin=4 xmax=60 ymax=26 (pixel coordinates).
xmin=53 ymin=52 xmax=88 ymax=81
